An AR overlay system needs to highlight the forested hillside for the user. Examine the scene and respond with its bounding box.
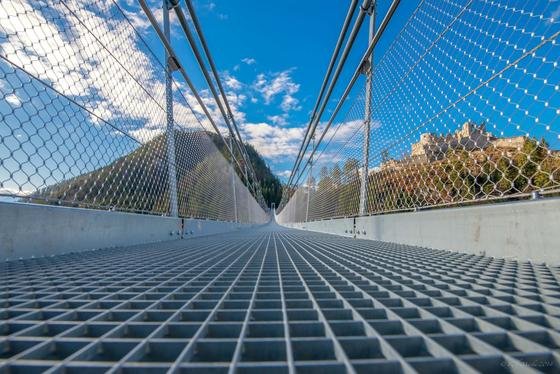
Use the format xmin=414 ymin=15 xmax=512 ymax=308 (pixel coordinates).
xmin=32 ymin=130 xmax=282 ymax=214
xmin=306 ymin=138 xmax=560 ymax=220
xmin=209 ymin=133 xmax=283 ymax=207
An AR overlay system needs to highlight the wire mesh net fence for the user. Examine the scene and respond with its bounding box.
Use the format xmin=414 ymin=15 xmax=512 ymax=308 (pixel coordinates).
xmin=277 ymin=0 xmax=560 ymax=224
xmin=0 ymin=0 xmax=268 ymax=224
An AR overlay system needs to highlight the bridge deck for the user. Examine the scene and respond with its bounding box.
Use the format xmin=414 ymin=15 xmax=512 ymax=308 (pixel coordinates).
xmin=2 ymin=224 xmax=560 ymax=373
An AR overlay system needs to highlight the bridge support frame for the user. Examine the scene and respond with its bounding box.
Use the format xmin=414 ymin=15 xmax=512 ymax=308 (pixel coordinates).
xmin=164 ymin=0 xmax=179 ymax=217
xmin=230 ymin=135 xmax=238 ymax=222
xmin=359 ymin=1 xmax=376 ymax=216
xmin=305 ymin=136 xmax=315 ymax=222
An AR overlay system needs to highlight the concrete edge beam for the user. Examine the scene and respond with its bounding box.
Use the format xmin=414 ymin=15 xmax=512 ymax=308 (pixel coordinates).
xmin=0 ymin=202 xmax=183 ymax=260
xmin=281 ymin=219 xmax=355 ymax=238
xmin=183 ymin=218 xmax=261 ymax=238
xmin=0 ymin=202 xmax=263 ymax=260
xmin=279 ymin=198 xmax=560 ymax=265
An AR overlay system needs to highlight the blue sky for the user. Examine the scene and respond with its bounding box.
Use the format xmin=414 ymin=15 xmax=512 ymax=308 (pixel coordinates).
xmin=1 ymin=0 xmax=558 ymax=198
xmin=160 ymin=0 xmax=558 ymax=185
xmin=115 ymin=0 xmax=422 ymax=179
xmin=2 ymin=0 xmax=396 ymax=193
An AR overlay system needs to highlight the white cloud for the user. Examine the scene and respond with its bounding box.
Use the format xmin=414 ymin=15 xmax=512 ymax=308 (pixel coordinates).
xmin=242 ymin=57 xmax=256 ymax=65
xmin=202 ymin=69 xmax=306 ymax=163
xmin=324 ymin=119 xmax=363 ymax=142
xmin=281 ymin=94 xmax=300 ymax=112
xmin=0 ymin=187 xmax=32 ymax=196
xmin=225 ymin=92 xmax=247 ymax=123
xmin=309 ymin=150 xmax=347 ymax=170
xmin=2 ymin=0 xmax=312 ymax=206
xmin=277 ymin=170 xmax=292 ymax=178
xmin=317 ymin=119 xmax=381 ymax=146
xmin=0 ymin=0 xmax=205 ymax=146
xmin=242 ymin=122 xmax=303 ymax=159
xmin=267 ymin=114 xmax=288 ymax=126
xmin=253 ymin=70 xmax=300 ymax=113
xmin=297 ymin=119 xmax=383 ymax=173
xmin=120 ymin=2 xmax=182 ymax=36
xmin=224 ymin=74 xmax=242 ymax=90
xmin=197 ymin=1 xmax=227 ymax=20
xmin=121 ymin=8 xmax=151 ymax=30
xmin=1 ymin=0 xmax=308 ymax=175
xmin=129 ymin=127 xmax=164 ymax=143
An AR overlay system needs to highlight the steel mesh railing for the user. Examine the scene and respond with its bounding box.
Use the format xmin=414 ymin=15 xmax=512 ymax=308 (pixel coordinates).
xmin=277 ymin=0 xmax=560 ymax=224
xmin=0 ymin=0 xmax=268 ymax=224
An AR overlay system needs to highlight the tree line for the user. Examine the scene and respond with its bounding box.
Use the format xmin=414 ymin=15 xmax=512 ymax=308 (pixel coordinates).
xmin=306 ymin=138 xmax=559 ymax=220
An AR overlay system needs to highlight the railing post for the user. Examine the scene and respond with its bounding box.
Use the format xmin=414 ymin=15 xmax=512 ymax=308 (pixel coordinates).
xmin=245 ymin=164 xmax=251 ymax=223
xmin=359 ymin=1 xmax=376 ymax=216
xmin=305 ymin=136 xmax=315 ymax=222
xmin=230 ymin=136 xmax=238 ymax=222
xmin=164 ymin=0 xmax=179 ymax=218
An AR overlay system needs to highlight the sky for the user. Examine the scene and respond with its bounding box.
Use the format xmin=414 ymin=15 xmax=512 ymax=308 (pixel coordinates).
xmin=135 ymin=0 xmax=559 ymax=184
xmin=0 ymin=0 xmax=398 ymax=195
xmin=114 ymin=0 xmax=421 ymax=180
xmin=1 ymin=0 xmax=558 ymax=198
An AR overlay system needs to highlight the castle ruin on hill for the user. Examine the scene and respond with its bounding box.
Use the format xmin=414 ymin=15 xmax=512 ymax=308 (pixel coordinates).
xmin=381 ymin=122 xmax=526 ymax=170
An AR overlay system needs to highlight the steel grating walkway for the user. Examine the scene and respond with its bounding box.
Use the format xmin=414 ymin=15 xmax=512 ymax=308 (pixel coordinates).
xmin=2 ymin=224 xmax=560 ymax=373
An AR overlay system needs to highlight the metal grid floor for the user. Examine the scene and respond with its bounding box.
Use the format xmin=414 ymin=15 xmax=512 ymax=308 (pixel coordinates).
xmin=2 ymin=224 xmax=560 ymax=373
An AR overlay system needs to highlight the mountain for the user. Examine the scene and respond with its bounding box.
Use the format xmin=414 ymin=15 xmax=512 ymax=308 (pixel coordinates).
xmin=244 ymin=143 xmax=283 ymax=208
xmin=32 ymin=130 xmax=282 ymax=215
xmin=209 ymin=133 xmax=283 ymax=208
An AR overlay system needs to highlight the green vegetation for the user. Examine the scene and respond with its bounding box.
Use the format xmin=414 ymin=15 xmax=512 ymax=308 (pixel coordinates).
xmin=310 ymin=138 xmax=560 ymax=219
xmin=210 ymin=133 xmax=282 ymax=207
xmin=32 ymin=130 xmax=282 ymax=215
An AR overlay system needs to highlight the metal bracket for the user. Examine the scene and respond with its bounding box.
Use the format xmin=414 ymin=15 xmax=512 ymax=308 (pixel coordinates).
xmin=361 ymin=0 xmax=376 ymax=16
xmin=167 ymin=56 xmax=180 ymax=72
xmin=166 ymin=0 xmax=180 ymax=10
xmin=531 ymin=190 xmax=543 ymax=200
xmin=359 ymin=59 xmax=371 ymax=75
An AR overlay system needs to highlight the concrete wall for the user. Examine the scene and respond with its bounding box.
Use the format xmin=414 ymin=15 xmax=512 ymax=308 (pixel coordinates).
xmin=0 ymin=202 xmax=268 ymax=260
xmin=0 ymin=202 xmax=182 ymax=260
xmin=184 ymin=218 xmax=260 ymax=238
xmin=282 ymin=218 xmax=355 ymax=238
xmin=281 ymin=198 xmax=560 ymax=265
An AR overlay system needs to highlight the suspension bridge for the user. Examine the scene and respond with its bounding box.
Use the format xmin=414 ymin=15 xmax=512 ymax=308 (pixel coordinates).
xmin=1 ymin=0 xmax=559 ymax=373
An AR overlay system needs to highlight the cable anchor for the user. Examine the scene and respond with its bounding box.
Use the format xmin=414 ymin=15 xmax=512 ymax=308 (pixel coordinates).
xmin=166 ymin=0 xmax=180 ymax=10
xmin=167 ymin=56 xmax=180 ymax=72
xmin=359 ymin=59 xmax=371 ymax=75
xmin=361 ymin=0 xmax=375 ymax=16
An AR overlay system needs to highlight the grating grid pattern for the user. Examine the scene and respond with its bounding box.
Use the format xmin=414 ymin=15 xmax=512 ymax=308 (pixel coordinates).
xmin=2 ymin=225 xmax=560 ymax=373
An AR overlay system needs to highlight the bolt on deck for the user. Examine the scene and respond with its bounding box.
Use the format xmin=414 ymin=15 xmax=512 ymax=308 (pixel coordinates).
xmin=2 ymin=224 xmax=560 ymax=373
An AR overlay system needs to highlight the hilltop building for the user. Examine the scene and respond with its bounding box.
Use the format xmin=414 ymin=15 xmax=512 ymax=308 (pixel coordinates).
xmin=381 ymin=122 xmax=526 ymax=170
